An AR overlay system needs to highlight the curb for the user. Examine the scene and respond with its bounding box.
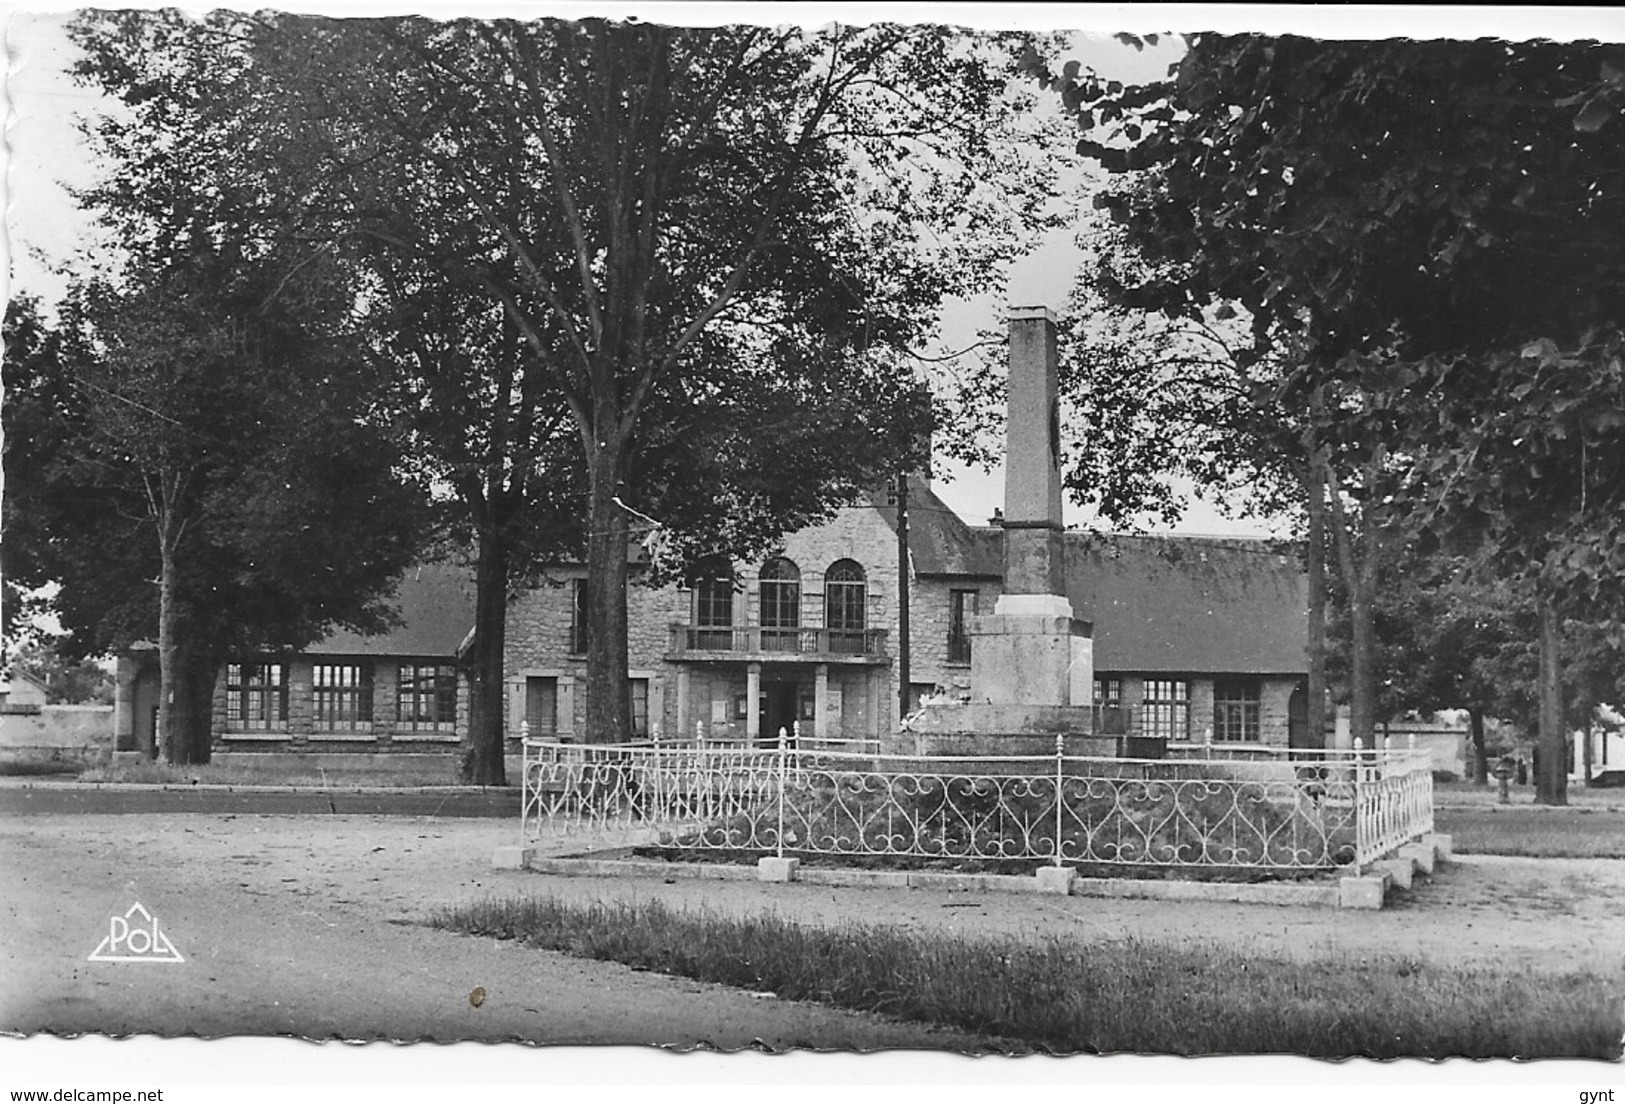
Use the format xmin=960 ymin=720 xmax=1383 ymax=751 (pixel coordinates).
xmin=0 ymin=779 xmax=519 ymax=796
xmin=513 ymin=854 xmax=1348 ymax=907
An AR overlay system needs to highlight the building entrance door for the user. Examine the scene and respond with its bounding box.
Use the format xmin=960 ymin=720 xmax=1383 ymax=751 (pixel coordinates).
xmin=131 ymin=664 xmax=160 ymax=758
xmin=1287 ymin=684 xmax=1311 ymax=749
xmin=760 ymin=680 xmax=800 ymax=745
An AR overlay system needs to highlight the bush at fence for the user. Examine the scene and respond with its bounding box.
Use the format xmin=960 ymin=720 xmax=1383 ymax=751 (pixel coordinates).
xmin=656 ymin=762 xmax=1358 ymax=871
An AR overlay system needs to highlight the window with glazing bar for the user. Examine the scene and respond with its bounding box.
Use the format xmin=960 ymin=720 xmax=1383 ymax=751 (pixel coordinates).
xmin=400 ymin=665 xmax=457 ymax=731
xmin=1214 ymin=678 xmax=1262 ymax=742
xmin=226 ymin=662 xmax=287 ymax=730
xmin=1093 ymin=677 xmax=1121 ymax=707
xmin=948 ymin=589 xmax=977 ymax=664
xmin=628 ymin=678 xmax=649 ymax=738
xmin=692 ymin=559 xmax=735 ymax=650
xmin=1142 ymin=678 xmax=1190 ymax=741
xmin=313 ymin=663 xmax=373 ymax=731
xmin=759 ymin=558 xmax=801 ymax=650
xmin=824 ymin=560 xmax=866 ymax=652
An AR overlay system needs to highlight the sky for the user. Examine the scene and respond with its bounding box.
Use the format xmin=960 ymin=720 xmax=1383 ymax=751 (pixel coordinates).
xmin=4 ymin=4 xmax=1618 ymax=544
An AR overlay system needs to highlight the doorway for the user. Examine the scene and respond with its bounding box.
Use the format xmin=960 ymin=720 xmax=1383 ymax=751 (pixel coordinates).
xmin=1288 ymin=684 xmax=1311 ymax=749
xmin=760 ymin=680 xmax=801 ymax=744
xmin=131 ymin=664 xmax=160 ymax=758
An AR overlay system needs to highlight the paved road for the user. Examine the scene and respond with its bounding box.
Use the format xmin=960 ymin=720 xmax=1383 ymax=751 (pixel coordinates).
xmin=0 ymin=809 xmax=988 ymax=1052
xmin=0 ymin=783 xmax=521 ymax=818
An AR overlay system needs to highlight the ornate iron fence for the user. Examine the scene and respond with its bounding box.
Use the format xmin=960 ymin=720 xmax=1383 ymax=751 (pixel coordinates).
xmin=519 ymin=736 xmax=1433 ymax=873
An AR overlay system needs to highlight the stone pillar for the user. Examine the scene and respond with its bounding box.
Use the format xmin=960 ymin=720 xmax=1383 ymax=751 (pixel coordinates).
xmin=746 ymin=663 xmax=762 ymax=745
xmin=288 ymin=659 xmax=313 ymax=744
xmin=814 ymin=664 xmax=830 ymax=739
xmin=675 ymin=669 xmax=691 ymax=737
xmin=373 ymin=661 xmax=398 ymax=744
xmin=649 ymin=674 xmax=666 ymax=738
xmin=114 ymin=657 xmax=137 ymax=754
xmin=506 ymin=676 xmax=524 ymax=738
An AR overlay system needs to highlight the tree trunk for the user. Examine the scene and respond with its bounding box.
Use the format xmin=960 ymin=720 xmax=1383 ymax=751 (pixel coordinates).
xmin=1327 ymin=484 xmax=1379 ymax=750
xmin=1339 ymin=539 xmax=1378 ymax=747
xmin=459 ymin=522 xmax=511 ymax=786
xmin=1582 ymin=714 xmax=1593 ymax=785
xmin=157 ymin=536 xmax=186 ymax=765
xmin=584 ymin=440 xmax=631 ymax=745
xmin=173 ymin=640 xmax=218 ymax=765
xmin=1302 ymin=455 xmax=1328 ymax=749
xmin=1535 ymin=590 xmax=1567 ymax=806
xmin=1469 ymin=708 xmax=1489 ymax=786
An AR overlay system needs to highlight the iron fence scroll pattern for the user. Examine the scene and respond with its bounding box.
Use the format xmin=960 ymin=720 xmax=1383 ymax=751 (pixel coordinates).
xmin=521 ymin=738 xmax=1433 ymax=873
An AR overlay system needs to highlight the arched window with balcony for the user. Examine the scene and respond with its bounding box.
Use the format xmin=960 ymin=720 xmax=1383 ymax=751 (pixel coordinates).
xmin=824 ymin=559 xmax=867 ymax=654
xmin=758 ymin=557 xmax=801 ymax=651
xmin=691 ymin=557 xmax=735 ymax=649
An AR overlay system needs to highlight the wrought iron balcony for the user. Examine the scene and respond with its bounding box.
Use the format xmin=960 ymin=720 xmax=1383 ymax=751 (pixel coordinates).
xmin=667 ymin=624 xmax=890 ymax=662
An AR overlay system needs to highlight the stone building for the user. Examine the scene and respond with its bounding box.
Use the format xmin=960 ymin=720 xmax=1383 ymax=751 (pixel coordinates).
xmin=504 ymin=488 xmax=906 ymax=746
xmin=502 ymin=478 xmax=1311 ymax=748
xmin=504 ymin=306 xmax=1309 ymax=750
xmin=112 ymin=562 xmax=475 ymax=758
xmin=112 ymin=305 xmax=1310 ymax=760
xmin=110 ymin=493 xmax=1309 ymax=757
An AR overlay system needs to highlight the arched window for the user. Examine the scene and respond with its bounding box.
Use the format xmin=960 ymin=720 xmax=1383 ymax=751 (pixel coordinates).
xmin=824 ymin=559 xmax=867 ymax=653
xmin=759 ymin=557 xmax=801 ymax=650
xmin=691 ymin=557 xmax=735 ymax=650
xmin=693 ymin=558 xmax=735 ymax=628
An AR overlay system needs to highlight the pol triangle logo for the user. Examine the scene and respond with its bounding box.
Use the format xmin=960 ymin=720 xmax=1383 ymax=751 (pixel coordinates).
xmin=88 ymin=901 xmax=185 ymax=964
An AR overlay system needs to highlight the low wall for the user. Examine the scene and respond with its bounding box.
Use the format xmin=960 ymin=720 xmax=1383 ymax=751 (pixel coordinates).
xmin=207 ymin=749 xmax=520 ymax=781
xmin=0 ymin=704 xmax=114 ymax=764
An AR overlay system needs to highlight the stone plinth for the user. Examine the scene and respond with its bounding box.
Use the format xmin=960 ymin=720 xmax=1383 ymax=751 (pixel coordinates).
xmin=969 ymin=593 xmax=1093 ymax=708
xmin=891 ymin=702 xmax=1112 ymax=758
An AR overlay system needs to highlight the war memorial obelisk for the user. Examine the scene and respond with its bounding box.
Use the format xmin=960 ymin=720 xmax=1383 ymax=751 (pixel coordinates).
xmin=899 ymin=306 xmax=1102 ymax=755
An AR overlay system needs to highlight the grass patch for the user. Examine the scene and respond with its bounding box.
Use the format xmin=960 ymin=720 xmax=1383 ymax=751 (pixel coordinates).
xmin=432 ymin=895 xmax=1622 ymax=1058
xmin=0 ymin=756 xmax=87 ymax=777
xmin=1434 ymin=806 xmax=1625 ymax=859
xmin=1435 ymin=781 xmax=1625 ymax=808
xmin=74 ymin=760 xmax=477 ymax=789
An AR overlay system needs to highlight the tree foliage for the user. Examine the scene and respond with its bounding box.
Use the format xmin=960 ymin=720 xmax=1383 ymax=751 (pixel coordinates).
xmin=1024 ymin=34 xmax=1623 ymax=792
xmin=67 ymin=12 xmax=1065 ymax=768
xmin=3 ymin=247 xmax=429 ymax=763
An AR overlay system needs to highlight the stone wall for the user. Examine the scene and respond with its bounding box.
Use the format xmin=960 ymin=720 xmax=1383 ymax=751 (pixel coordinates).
xmin=0 ymin=703 xmax=114 ymax=763
xmin=909 ymin=576 xmax=1004 ymax=703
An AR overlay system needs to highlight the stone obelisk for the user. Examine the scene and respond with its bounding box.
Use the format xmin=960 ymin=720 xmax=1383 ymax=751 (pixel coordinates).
xmin=893 ymin=307 xmax=1097 ymax=754
xmin=969 ymin=307 xmax=1093 ymax=709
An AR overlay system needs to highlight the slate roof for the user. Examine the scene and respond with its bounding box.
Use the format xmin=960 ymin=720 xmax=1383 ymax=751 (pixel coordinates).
xmin=1065 ymin=534 xmax=1308 ymax=676
xmin=883 ymin=481 xmax=1308 ymax=675
xmin=872 ymin=476 xmax=1003 ymax=578
xmin=308 ymin=562 xmax=477 ymax=658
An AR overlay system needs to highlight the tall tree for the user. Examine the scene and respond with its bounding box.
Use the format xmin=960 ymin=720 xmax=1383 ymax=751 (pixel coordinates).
xmin=1024 ymin=35 xmax=1624 ymax=777
xmin=65 ymin=13 xmax=1059 ymax=774
xmin=4 ymin=257 xmax=429 ymax=763
xmin=332 ymin=17 xmax=1057 ymax=757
